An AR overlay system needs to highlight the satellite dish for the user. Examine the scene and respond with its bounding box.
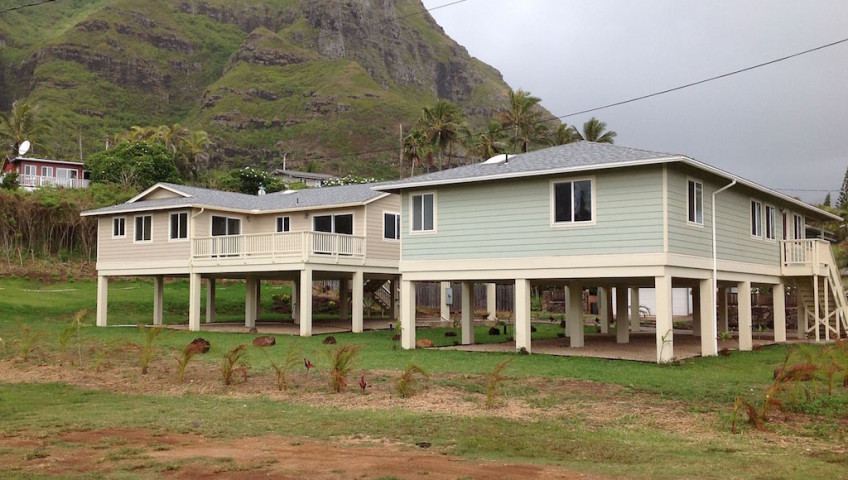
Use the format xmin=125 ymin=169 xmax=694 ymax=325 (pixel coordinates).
xmin=18 ymin=140 xmax=31 ymax=157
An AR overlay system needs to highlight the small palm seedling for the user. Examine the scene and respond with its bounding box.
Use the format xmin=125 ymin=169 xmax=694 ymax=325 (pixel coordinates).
xmin=137 ymin=326 xmax=164 ymax=375
xmin=221 ymin=344 xmax=249 ymax=386
xmin=485 ymin=359 xmax=512 ymax=409
xmin=267 ymin=347 xmax=301 ymax=391
xmin=176 ymin=338 xmax=211 ymax=382
xmin=395 ymin=363 xmax=429 ymax=398
xmin=328 ymin=344 xmax=359 ymax=393
xmin=15 ymin=322 xmax=45 ymax=362
xmin=731 ymin=396 xmax=764 ymax=434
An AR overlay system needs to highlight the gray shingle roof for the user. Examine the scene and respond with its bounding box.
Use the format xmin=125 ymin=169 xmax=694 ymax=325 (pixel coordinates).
xmin=81 ymin=182 xmax=386 ymax=216
xmin=374 ymin=141 xmax=681 ymax=190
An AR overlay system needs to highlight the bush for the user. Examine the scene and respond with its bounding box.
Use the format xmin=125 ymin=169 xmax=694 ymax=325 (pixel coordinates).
xmin=86 ymin=141 xmax=181 ymax=190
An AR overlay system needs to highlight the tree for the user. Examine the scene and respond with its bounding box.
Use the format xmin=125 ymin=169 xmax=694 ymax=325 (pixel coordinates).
xmin=497 ymin=89 xmax=549 ymax=153
xmin=216 ymin=166 xmax=284 ymax=195
xmin=416 ymin=100 xmax=467 ymax=170
xmin=179 ymin=130 xmax=211 ymax=180
xmin=86 ymin=141 xmax=181 ymax=190
xmin=824 ymin=193 xmax=832 ymax=207
xmin=550 ymin=124 xmax=582 ymax=146
xmin=577 ymin=117 xmax=617 ymax=144
xmin=0 ymin=100 xmax=50 ymax=156
xmin=838 ymin=166 xmax=848 ymax=210
xmin=402 ymin=128 xmax=432 ymax=175
xmin=470 ymin=121 xmax=508 ymax=160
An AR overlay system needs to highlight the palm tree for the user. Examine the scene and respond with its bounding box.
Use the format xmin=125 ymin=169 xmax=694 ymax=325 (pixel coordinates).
xmin=402 ymin=128 xmax=432 ymax=176
xmin=0 ymin=100 xmax=49 ymax=155
xmin=416 ymin=100 xmax=466 ymax=170
xmin=122 ymin=125 xmax=158 ymax=143
xmin=577 ymin=117 xmax=617 ymax=144
xmin=156 ymin=124 xmax=190 ymax=154
xmin=179 ymin=130 xmax=211 ymax=180
xmin=471 ymin=121 xmax=508 ymax=160
xmin=497 ymin=89 xmax=549 ymax=153
xmin=550 ymin=124 xmax=582 ymax=146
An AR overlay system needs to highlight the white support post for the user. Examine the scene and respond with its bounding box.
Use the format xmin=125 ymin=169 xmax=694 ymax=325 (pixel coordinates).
xmin=824 ymin=277 xmax=830 ymax=341
xmin=256 ymin=279 xmax=262 ymax=320
xmin=352 ymin=271 xmax=364 ymax=333
xmin=188 ymin=273 xmax=202 ymax=332
xmin=699 ymin=278 xmax=717 ymax=356
xmin=400 ymin=280 xmax=416 ymax=349
xmin=629 ymin=287 xmax=641 ymax=332
xmin=245 ymin=277 xmax=257 ymax=329
xmin=568 ymin=282 xmax=584 ymax=347
xmin=564 ymin=286 xmax=571 ymax=338
xmin=814 ymin=277 xmax=820 ymax=342
xmin=299 ymin=269 xmax=313 ymax=337
xmin=692 ymin=287 xmax=701 ymax=338
xmin=598 ymin=287 xmax=610 ymax=333
xmin=738 ymin=281 xmax=753 ymax=351
xmin=655 ymin=273 xmax=674 ymax=363
xmin=486 ymin=283 xmax=497 ymax=321
xmin=390 ymin=277 xmax=398 ymax=321
xmin=440 ymin=281 xmax=451 ymax=323
xmin=153 ymin=275 xmax=164 ymax=326
xmin=773 ymin=283 xmax=786 ymax=343
xmin=96 ymin=275 xmax=108 ymax=327
xmin=339 ymin=278 xmax=350 ymax=321
xmin=718 ymin=286 xmax=729 ymax=334
xmin=514 ymin=279 xmax=532 ymax=353
xmin=291 ymin=279 xmax=299 ymax=325
xmin=206 ymin=278 xmax=216 ymax=324
xmin=615 ymin=286 xmax=629 ymax=344
xmin=461 ymin=282 xmax=475 ymax=345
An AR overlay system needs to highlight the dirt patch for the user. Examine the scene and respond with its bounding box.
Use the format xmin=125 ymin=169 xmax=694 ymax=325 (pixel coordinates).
xmin=0 ymin=428 xmax=603 ymax=479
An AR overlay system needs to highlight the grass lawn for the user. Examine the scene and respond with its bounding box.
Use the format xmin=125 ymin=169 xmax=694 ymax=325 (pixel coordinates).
xmin=0 ymin=276 xmax=846 ymax=479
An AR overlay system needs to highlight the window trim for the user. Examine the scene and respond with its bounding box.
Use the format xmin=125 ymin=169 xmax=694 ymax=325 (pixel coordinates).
xmin=112 ymin=217 xmax=126 ymax=239
xmin=22 ymin=164 xmax=36 ymax=176
xmin=168 ymin=211 xmax=189 ymax=242
xmin=686 ymin=177 xmax=704 ymax=227
xmin=750 ymin=199 xmax=763 ymax=239
xmin=210 ymin=215 xmax=242 ymax=236
xmin=276 ymin=216 xmax=291 ymax=233
xmin=382 ymin=211 xmax=401 ymax=242
xmin=41 ymin=166 xmax=53 ymax=177
xmin=793 ymin=214 xmax=805 ymax=240
xmin=134 ymin=214 xmax=152 ymax=243
xmin=764 ymin=204 xmax=776 ymax=242
xmin=549 ymin=177 xmax=596 ymax=227
xmin=409 ymin=192 xmax=437 ymax=235
xmin=311 ymin=211 xmax=355 ymax=235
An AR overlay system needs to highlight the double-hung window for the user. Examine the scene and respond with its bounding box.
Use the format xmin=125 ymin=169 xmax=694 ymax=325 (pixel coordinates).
xmin=23 ymin=165 xmax=36 ymax=177
xmin=41 ymin=166 xmax=53 ymax=177
xmin=384 ymin=212 xmax=400 ymax=240
xmin=687 ymin=179 xmax=703 ymax=225
xmin=411 ymin=193 xmax=435 ymax=232
xmin=169 ymin=212 xmax=188 ymax=240
xmin=764 ymin=205 xmax=776 ymax=241
xmin=112 ymin=217 xmax=126 ymax=238
xmin=750 ymin=200 xmax=763 ymax=238
xmin=553 ymin=179 xmax=593 ymax=224
xmin=276 ymin=216 xmax=290 ymax=233
xmin=135 ymin=215 xmax=152 ymax=242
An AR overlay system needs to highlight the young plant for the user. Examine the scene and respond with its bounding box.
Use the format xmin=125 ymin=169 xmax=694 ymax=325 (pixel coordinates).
xmin=267 ymin=347 xmax=301 ymax=391
xmin=304 ymin=357 xmax=315 ymax=377
xmin=15 ymin=322 xmax=45 ymax=362
xmin=58 ymin=320 xmax=76 ymax=363
xmin=328 ymin=344 xmax=359 ymax=393
xmin=137 ymin=326 xmax=164 ymax=375
xmin=221 ymin=344 xmax=249 ymax=386
xmin=731 ymin=396 xmax=764 ymax=434
xmin=485 ymin=359 xmax=513 ymax=409
xmin=176 ymin=342 xmax=204 ymax=382
xmin=395 ymin=363 xmax=429 ymax=398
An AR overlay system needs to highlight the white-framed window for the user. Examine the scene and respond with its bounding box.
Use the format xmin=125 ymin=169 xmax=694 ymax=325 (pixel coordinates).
xmin=410 ymin=193 xmax=435 ymax=233
xmin=383 ymin=212 xmax=400 ymax=240
xmin=22 ymin=165 xmax=36 ymax=176
xmin=134 ymin=215 xmax=152 ymax=242
xmin=687 ymin=179 xmax=703 ymax=225
xmin=276 ymin=216 xmax=291 ymax=233
xmin=313 ymin=213 xmax=353 ymax=235
xmin=56 ymin=167 xmax=72 ymax=179
xmin=169 ymin=212 xmax=188 ymax=240
xmin=41 ymin=166 xmax=53 ymax=177
xmin=750 ymin=200 xmax=763 ymax=238
xmin=112 ymin=217 xmax=126 ymax=238
xmin=764 ymin=205 xmax=776 ymax=241
xmin=211 ymin=215 xmax=241 ymax=236
xmin=551 ymin=178 xmax=594 ymax=225
xmin=793 ymin=214 xmax=805 ymax=240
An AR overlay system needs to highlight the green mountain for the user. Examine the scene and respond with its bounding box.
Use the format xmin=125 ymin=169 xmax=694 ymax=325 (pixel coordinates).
xmin=0 ymin=0 xmax=526 ymax=177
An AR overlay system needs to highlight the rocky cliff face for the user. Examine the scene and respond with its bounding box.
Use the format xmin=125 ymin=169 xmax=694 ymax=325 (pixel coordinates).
xmin=0 ymin=0 xmax=517 ymax=176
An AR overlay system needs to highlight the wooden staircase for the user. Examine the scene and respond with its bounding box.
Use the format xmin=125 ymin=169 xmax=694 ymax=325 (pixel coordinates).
xmin=785 ymin=240 xmax=848 ymax=340
xmin=363 ymin=279 xmax=393 ymax=314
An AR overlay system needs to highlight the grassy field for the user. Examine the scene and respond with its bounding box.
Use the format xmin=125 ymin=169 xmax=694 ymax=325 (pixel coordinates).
xmin=0 ymin=276 xmax=846 ymax=479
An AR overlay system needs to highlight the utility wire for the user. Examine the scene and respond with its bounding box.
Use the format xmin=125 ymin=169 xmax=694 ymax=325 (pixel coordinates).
xmin=0 ymin=0 xmax=56 ymax=14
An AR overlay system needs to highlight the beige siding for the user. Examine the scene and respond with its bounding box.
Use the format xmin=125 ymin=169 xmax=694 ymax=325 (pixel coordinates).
xmin=366 ymin=194 xmax=401 ymax=261
xmin=141 ymin=188 xmax=184 ymax=200
xmin=97 ymin=211 xmax=191 ymax=268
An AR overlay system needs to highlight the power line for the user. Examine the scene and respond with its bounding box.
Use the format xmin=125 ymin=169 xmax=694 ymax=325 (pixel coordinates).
xmin=0 ymin=0 xmax=56 ymax=14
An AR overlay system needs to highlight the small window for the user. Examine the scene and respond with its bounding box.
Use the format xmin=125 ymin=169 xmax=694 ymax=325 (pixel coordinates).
xmin=211 ymin=215 xmax=240 ymax=236
xmin=687 ymin=179 xmax=703 ymax=225
xmin=411 ymin=193 xmax=435 ymax=232
xmin=750 ymin=200 xmax=763 ymax=238
xmin=276 ymin=216 xmax=291 ymax=233
xmin=313 ymin=213 xmax=353 ymax=234
xmin=793 ymin=214 xmax=804 ymax=240
xmin=41 ymin=166 xmax=53 ymax=177
xmin=169 ymin=212 xmax=188 ymax=240
xmin=764 ymin=205 xmax=776 ymax=241
xmin=23 ymin=165 xmax=36 ymax=176
xmin=112 ymin=217 xmax=126 ymax=238
xmin=384 ymin=212 xmax=400 ymax=240
xmin=553 ymin=179 xmax=593 ymax=224
xmin=135 ymin=215 xmax=152 ymax=242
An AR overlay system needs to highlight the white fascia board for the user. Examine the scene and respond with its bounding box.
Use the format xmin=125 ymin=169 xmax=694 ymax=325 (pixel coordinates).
xmin=127 ymin=183 xmax=192 ymax=203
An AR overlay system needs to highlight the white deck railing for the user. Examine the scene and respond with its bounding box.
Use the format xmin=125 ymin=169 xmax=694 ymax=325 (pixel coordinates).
xmin=781 ymin=239 xmax=829 ymax=268
xmin=18 ymin=175 xmax=90 ymax=189
xmin=192 ymin=231 xmax=365 ymax=261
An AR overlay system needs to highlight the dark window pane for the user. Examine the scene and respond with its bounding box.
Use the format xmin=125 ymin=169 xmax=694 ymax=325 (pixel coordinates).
xmin=574 ymin=180 xmax=592 ymax=222
xmin=212 ymin=216 xmax=227 ymax=236
xmin=688 ymin=181 xmax=695 ymax=222
xmin=143 ymin=216 xmax=151 ymax=241
xmin=412 ymin=195 xmax=423 ymax=231
xmin=170 ymin=214 xmax=179 ymax=239
xmin=284 ymin=217 xmax=290 ymax=232
xmin=751 ymin=202 xmax=757 ymax=236
xmin=384 ymin=213 xmax=394 ymax=239
xmin=554 ymin=182 xmax=572 ymax=222
xmin=135 ymin=216 xmax=143 ymax=241
xmin=227 ymin=218 xmax=240 ymax=235
xmin=334 ymin=214 xmax=353 ymax=235
xmin=313 ymin=215 xmax=332 ymax=232
xmin=178 ymin=213 xmax=187 ymax=238
xmin=423 ymin=194 xmax=434 ymax=231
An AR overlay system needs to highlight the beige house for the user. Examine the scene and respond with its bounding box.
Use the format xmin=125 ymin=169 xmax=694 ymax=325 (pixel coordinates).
xmin=81 ymin=183 xmax=401 ymax=335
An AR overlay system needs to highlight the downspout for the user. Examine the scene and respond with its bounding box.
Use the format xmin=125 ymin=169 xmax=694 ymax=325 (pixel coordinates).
xmin=712 ymin=180 xmax=736 ymax=354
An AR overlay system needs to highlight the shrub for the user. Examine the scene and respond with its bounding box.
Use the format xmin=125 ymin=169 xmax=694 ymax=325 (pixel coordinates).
xmin=221 ymin=344 xmax=249 ymax=385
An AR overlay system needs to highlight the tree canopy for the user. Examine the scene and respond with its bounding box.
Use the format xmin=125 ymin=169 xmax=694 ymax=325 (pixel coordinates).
xmin=85 ymin=141 xmax=181 ymax=190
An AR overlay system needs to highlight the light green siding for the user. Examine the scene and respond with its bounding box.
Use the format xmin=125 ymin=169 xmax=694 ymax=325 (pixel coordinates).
xmin=401 ymin=166 xmax=665 ymax=260
xmin=666 ymin=165 xmax=783 ymax=266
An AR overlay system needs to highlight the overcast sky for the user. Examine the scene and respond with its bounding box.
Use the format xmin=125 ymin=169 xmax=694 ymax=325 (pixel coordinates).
xmin=421 ymin=0 xmax=848 ymax=204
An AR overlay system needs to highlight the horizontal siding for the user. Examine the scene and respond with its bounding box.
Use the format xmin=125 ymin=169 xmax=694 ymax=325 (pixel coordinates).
xmin=98 ymin=211 xmax=190 ymax=265
xmin=402 ymin=166 xmax=664 ymax=260
xmin=366 ymin=195 xmax=401 ymax=261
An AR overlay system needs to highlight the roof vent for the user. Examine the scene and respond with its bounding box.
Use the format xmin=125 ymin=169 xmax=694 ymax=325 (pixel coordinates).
xmin=281 ymin=190 xmax=296 ymax=195
xmin=483 ymin=153 xmax=508 ymax=165
xmin=258 ymin=185 xmax=266 ymax=196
